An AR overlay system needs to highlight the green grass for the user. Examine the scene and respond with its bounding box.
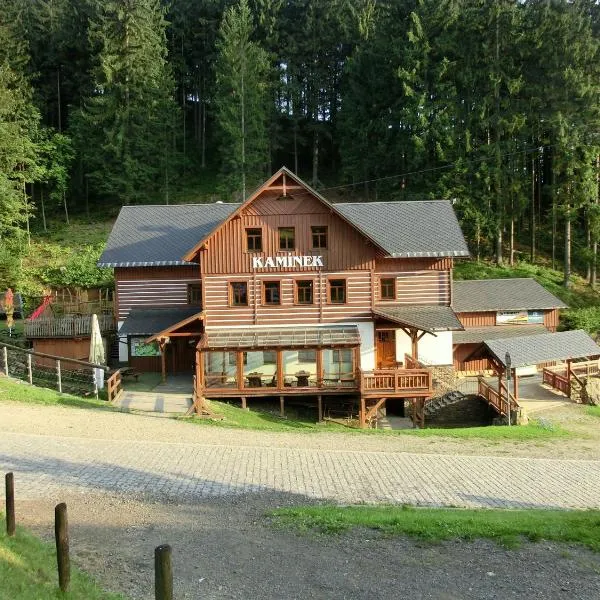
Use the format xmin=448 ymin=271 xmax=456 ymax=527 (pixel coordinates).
xmin=182 ymin=399 xmax=348 ymax=432
xmin=0 ymin=517 xmax=124 ymax=599
xmin=586 ymin=405 xmax=600 ymax=418
xmin=270 ymin=505 xmax=600 ymax=551
xmin=0 ymin=378 xmax=114 ymax=411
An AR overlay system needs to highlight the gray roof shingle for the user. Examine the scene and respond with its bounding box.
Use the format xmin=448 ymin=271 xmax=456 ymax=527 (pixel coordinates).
xmin=118 ymin=307 xmax=202 ymax=336
xmin=335 ymin=200 xmax=470 ymax=258
xmin=373 ymin=305 xmax=463 ymax=332
xmin=98 ymin=203 xmax=240 ymax=267
xmin=453 ymin=324 xmax=548 ymax=344
xmin=484 ymin=329 xmax=600 ymax=368
xmin=452 ymin=278 xmax=567 ymax=312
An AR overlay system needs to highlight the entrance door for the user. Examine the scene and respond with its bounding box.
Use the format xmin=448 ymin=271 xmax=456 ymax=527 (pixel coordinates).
xmin=376 ymin=330 xmax=396 ymax=369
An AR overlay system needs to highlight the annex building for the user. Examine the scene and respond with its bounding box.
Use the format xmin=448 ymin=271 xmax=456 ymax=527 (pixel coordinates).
xmin=99 ymin=168 xmax=596 ymax=425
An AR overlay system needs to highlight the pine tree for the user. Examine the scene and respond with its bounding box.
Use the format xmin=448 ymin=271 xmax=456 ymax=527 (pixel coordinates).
xmin=72 ymin=0 xmax=179 ymax=204
xmin=215 ymin=0 xmax=270 ymax=199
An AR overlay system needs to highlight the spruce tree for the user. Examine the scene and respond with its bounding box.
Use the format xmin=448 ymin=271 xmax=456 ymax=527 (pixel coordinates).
xmin=72 ymin=0 xmax=179 ymax=204
xmin=215 ymin=0 xmax=270 ymax=199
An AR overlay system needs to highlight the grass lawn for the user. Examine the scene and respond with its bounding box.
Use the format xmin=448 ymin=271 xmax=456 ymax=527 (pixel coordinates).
xmin=0 ymin=378 xmax=114 ymax=411
xmin=270 ymin=505 xmax=600 ymax=551
xmin=0 ymin=516 xmax=124 ymax=599
xmin=182 ymin=399 xmax=570 ymax=439
xmin=586 ymin=405 xmax=600 ymax=418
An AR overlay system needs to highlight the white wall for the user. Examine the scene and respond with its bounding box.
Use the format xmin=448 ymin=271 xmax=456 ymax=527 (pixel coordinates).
xmin=117 ymin=321 xmax=128 ymax=362
xmin=395 ymin=330 xmax=453 ymax=366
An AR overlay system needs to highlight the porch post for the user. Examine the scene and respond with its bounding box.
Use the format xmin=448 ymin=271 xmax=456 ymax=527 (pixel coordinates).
xmin=158 ymin=338 xmax=168 ymax=383
xmin=566 ymin=359 xmax=572 ymax=396
xmin=411 ymin=330 xmax=418 ymax=360
xmin=513 ymin=368 xmax=519 ymax=402
xmin=237 ymin=351 xmax=244 ymax=390
xmin=359 ymin=395 xmax=366 ymax=428
xmin=316 ymin=349 xmax=323 ymax=387
xmin=276 ymin=350 xmax=284 ymax=389
xmin=317 ymin=395 xmax=323 ymax=422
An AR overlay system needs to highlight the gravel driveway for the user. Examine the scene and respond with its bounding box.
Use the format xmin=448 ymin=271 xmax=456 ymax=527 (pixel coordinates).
xmin=1 ymin=402 xmax=599 ymax=599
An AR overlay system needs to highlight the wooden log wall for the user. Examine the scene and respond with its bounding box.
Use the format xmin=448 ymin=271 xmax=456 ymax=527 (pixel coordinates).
xmin=115 ymin=266 xmax=200 ymax=320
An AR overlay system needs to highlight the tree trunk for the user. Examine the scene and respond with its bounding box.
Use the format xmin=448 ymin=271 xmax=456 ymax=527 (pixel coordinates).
xmin=40 ymin=185 xmax=47 ymax=232
xmin=62 ymin=190 xmax=69 ymax=225
xmin=530 ymin=154 xmax=535 ymax=263
xmin=312 ymin=130 xmax=319 ymax=187
xmin=551 ymin=167 xmax=557 ymax=270
xmin=564 ymin=203 xmax=571 ymax=289
xmin=592 ymin=155 xmax=599 ymax=287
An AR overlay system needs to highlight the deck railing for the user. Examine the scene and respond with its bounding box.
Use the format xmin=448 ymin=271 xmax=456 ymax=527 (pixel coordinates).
xmin=478 ymin=379 xmax=518 ymax=417
xmin=107 ymin=369 xmax=123 ymax=403
xmin=361 ymin=368 xmax=432 ymax=395
xmin=542 ymin=368 xmax=570 ymax=395
xmin=25 ymin=314 xmax=116 ymax=338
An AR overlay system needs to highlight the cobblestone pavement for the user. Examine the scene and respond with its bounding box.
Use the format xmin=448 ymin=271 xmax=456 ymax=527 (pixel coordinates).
xmin=1 ymin=427 xmax=599 ymax=509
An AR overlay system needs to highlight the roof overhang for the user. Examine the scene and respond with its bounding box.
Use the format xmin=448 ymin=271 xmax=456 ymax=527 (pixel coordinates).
xmin=466 ymin=329 xmax=600 ymax=369
xmin=200 ymin=325 xmax=361 ymax=350
xmin=453 ymin=325 xmax=548 ymax=345
xmin=118 ymin=307 xmax=203 ymax=339
xmin=373 ymin=305 xmax=464 ymax=335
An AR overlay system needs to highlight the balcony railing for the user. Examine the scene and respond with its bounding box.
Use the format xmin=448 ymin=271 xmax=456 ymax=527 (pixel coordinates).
xmin=361 ymin=369 xmax=432 ymax=396
xmin=25 ymin=314 xmax=116 ymax=339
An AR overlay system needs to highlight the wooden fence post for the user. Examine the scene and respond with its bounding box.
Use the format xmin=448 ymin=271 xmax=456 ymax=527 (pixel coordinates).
xmin=27 ymin=354 xmax=33 ymax=385
xmin=155 ymin=544 xmax=173 ymax=600
xmin=5 ymin=472 xmax=15 ymax=536
xmin=3 ymin=346 xmax=8 ymax=376
xmin=54 ymin=503 xmax=70 ymax=592
xmin=56 ymin=360 xmax=62 ymax=394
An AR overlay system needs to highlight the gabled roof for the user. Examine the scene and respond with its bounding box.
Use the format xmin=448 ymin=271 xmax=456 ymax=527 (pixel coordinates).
xmin=335 ymin=201 xmax=470 ymax=258
xmin=452 ymin=278 xmax=567 ymax=312
xmin=483 ymin=330 xmax=600 ymax=368
xmin=98 ymin=203 xmax=239 ymax=267
xmin=373 ymin=305 xmax=463 ymax=333
xmin=98 ymin=167 xmax=469 ymax=267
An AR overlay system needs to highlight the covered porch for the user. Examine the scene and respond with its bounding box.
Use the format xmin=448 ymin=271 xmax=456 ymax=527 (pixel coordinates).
xmin=193 ymin=325 xmax=433 ymax=424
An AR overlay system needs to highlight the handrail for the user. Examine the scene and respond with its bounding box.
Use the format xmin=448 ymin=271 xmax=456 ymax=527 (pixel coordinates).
xmin=478 ymin=378 xmax=518 ymax=417
xmin=361 ymin=368 xmax=431 ymax=393
xmin=0 ymin=341 xmax=108 ymax=370
xmin=107 ymin=369 xmax=123 ymax=403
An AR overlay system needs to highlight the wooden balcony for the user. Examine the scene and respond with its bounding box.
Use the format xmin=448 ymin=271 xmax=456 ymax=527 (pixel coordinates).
xmin=25 ymin=314 xmax=117 ymax=339
xmin=361 ymin=369 xmax=432 ymax=397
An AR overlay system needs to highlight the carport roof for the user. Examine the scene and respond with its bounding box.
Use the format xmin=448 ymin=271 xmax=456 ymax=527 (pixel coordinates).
xmin=483 ymin=329 xmax=600 ymax=368
xmin=119 ymin=307 xmax=203 ymax=336
xmin=373 ymin=305 xmax=463 ymax=334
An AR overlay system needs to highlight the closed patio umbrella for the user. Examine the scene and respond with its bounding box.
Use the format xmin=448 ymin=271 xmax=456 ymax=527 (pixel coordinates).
xmin=89 ymin=314 xmax=105 ymax=392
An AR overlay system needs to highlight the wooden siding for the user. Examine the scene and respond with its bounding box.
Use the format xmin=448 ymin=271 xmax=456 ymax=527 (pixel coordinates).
xmin=115 ymin=266 xmax=200 ymax=320
xmin=457 ymin=309 xmax=559 ymax=330
xmin=453 ymin=343 xmax=491 ymax=372
xmin=374 ymin=271 xmax=450 ymax=305
xmin=199 ymin=191 xmax=377 ymax=274
xmin=375 ymin=257 xmax=453 ymax=272
xmin=32 ymin=338 xmax=94 ymax=369
xmin=203 ymin=271 xmax=372 ymax=326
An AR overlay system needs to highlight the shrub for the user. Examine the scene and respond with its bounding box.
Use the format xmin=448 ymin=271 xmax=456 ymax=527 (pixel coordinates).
xmin=560 ymin=307 xmax=600 ymax=338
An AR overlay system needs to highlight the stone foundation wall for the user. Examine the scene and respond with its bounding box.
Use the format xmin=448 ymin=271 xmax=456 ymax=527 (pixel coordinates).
xmin=425 ymin=395 xmax=495 ymax=427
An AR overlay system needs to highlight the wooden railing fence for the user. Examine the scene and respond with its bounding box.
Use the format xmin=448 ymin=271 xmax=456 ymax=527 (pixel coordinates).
xmin=25 ymin=314 xmax=116 ymax=339
xmin=361 ymin=369 xmax=432 ymax=394
xmin=542 ymin=359 xmax=600 ymax=398
xmin=0 ymin=342 xmax=108 ymax=398
xmin=107 ymin=369 xmax=123 ymax=403
xmin=478 ymin=378 xmax=518 ymax=417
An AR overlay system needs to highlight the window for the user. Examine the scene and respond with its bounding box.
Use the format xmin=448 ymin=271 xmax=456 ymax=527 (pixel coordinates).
xmin=187 ymin=283 xmax=202 ymax=305
xmin=279 ymin=227 xmax=295 ymax=250
xmin=229 ymin=281 xmax=248 ymax=306
xmin=263 ymin=351 xmax=276 ymax=364
xmin=329 ymin=279 xmax=346 ymax=304
xmin=296 ymin=280 xmax=314 ymax=304
xmin=298 ymin=350 xmax=316 ymax=362
xmin=246 ymin=228 xmax=262 ymax=252
xmin=380 ymin=278 xmax=395 ymax=300
xmin=311 ymin=226 xmax=328 ymax=249
xmin=228 ymin=352 xmax=247 ymax=365
xmin=263 ymin=281 xmax=281 ymax=305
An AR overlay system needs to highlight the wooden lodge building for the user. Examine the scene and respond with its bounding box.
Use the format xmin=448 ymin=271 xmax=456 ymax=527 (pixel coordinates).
xmin=98 ymin=167 xmax=579 ymax=425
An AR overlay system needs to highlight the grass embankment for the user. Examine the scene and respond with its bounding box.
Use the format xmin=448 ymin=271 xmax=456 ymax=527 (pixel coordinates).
xmin=0 ymin=378 xmax=113 ymax=411
xmin=271 ymin=505 xmax=600 ymax=551
xmin=0 ymin=517 xmax=124 ymax=599
xmin=184 ymin=398 xmax=570 ymax=439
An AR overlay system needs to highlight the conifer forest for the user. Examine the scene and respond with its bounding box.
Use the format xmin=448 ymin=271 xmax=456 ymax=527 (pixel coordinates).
xmin=1 ymin=0 xmax=600 ymax=286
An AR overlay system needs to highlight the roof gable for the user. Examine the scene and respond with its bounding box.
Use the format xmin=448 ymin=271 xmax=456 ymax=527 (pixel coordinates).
xmin=181 ymin=167 xmax=388 ymax=261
